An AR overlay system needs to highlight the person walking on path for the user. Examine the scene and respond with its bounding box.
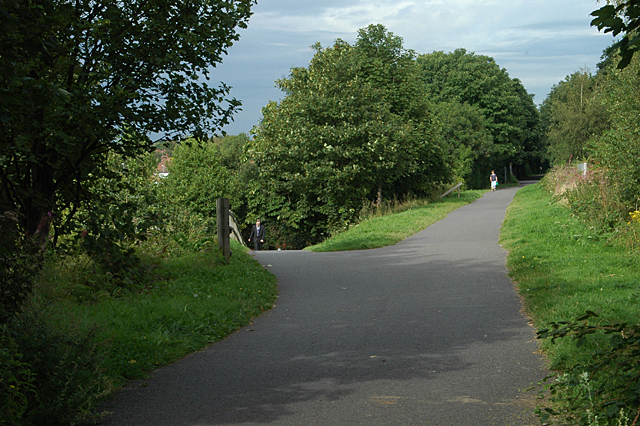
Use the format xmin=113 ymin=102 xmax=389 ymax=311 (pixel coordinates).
xmin=490 ymin=170 xmax=498 ymax=191
xmin=248 ymin=219 xmax=265 ymax=250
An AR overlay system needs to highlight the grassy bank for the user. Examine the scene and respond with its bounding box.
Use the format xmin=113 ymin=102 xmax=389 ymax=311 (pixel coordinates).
xmin=500 ymin=183 xmax=640 ymax=424
xmin=307 ymin=190 xmax=486 ymax=252
xmin=3 ymin=242 xmax=277 ymax=425
xmin=66 ymin=245 xmax=278 ymax=387
xmin=500 ymin=183 xmax=640 ymax=366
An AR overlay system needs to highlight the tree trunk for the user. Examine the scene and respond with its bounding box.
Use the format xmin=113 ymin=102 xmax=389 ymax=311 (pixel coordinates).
xmin=24 ymin=141 xmax=56 ymax=244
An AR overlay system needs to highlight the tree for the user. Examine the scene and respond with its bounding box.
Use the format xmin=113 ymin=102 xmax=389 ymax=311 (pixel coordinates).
xmin=416 ymin=49 xmax=541 ymax=185
xmin=213 ymin=133 xmax=251 ymax=170
xmin=590 ymin=55 xmax=640 ymax=209
xmin=0 ymin=0 xmax=254 ymax=241
xmin=158 ymin=140 xmax=232 ymax=233
xmin=540 ymin=70 xmax=610 ymax=166
xmin=247 ymin=25 xmax=450 ymax=247
xmin=591 ymin=0 xmax=640 ymax=70
xmin=431 ymin=101 xmax=493 ymax=186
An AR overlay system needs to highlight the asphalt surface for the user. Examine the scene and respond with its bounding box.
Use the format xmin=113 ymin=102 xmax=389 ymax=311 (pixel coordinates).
xmin=99 ymin=183 xmax=547 ymax=426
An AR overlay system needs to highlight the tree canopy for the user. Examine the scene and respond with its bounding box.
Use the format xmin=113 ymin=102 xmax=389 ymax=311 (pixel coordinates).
xmin=416 ymin=49 xmax=541 ymax=184
xmin=540 ymin=70 xmax=610 ymax=166
xmin=247 ymin=24 xmax=450 ymax=247
xmin=430 ymin=101 xmax=493 ymax=185
xmin=590 ymin=55 xmax=640 ymax=209
xmin=0 ymin=0 xmax=254 ymax=239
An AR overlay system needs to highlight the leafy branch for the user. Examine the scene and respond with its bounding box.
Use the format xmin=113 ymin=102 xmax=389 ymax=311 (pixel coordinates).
xmin=537 ymin=311 xmax=640 ymax=424
xmin=591 ymin=1 xmax=640 ymax=69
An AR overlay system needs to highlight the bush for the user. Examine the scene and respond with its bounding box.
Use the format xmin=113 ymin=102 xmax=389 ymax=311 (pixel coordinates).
xmin=0 ymin=211 xmax=42 ymax=324
xmin=565 ymin=168 xmax=626 ymax=230
xmin=0 ymin=326 xmax=35 ymax=426
xmin=537 ymin=311 xmax=640 ymax=425
xmin=64 ymin=152 xmax=160 ymax=293
xmin=541 ymin=165 xmax=584 ymax=200
xmin=7 ymin=301 xmax=110 ymax=426
xmin=541 ymin=166 xmax=627 ymax=232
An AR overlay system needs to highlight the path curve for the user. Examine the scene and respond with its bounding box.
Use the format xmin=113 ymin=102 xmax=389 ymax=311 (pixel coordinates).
xmin=100 ymin=184 xmax=546 ymax=426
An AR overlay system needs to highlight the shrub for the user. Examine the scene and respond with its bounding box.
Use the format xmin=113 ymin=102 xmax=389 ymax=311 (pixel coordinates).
xmin=0 ymin=325 xmax=35 ymax=426
xmin=541 ymin=165 xmax=584 ymax=200
xmin=565 ymin=168 xmax=626 ymax=230
xmin=8 ymin=301 xmax=110 ymax=426
xmin=541 ymin=165 xmax=627 ymax=232
xmin=0 ymin=211 xmax=42 ymax=324
xmin=537 ymin=311 xmax=640 ymax=425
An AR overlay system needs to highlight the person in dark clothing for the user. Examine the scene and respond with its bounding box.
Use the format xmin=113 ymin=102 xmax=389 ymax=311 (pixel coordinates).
xmin=248 ymin=219 xmax=265 ymax=250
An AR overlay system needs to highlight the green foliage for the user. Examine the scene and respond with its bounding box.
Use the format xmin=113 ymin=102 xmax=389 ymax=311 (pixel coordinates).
xmin=248 ymin=24 xmax=451 ymax=247
xmin=431 ymin=101 xmax=494 ymax=187
xmin=416 ymin=48 xmax=542 ymax=184
xmin=537 ymin=312 xmax=640 ymax=425
xmin=4 ymin=302 xmax=110 ymax=426
xmin=213 ymin=133 xmax=251 ymax=170
xmin=0 ymin=326 xmax=35 ymax=426
xmin=65 ymin=152 xmax=161 ymax=291
xmin=153 ymin=139 xmax=240 ymax=255
xmin=589 ymin=56 xmax=640 ymax=211
xmin=0 ymin=0 xmax=253 ymax=241
xmin=0 ymin=212 xmax=42 ymax=324
xmin=591 ymin=1 xmax=640 ymax=70
xmin=565 ymin=168 xmax=627 ymax=231
xmin=159 ymin=140 xmax=232 ymax=230
xmin=542 ymin=164 xmax=627 ymax=233
xmin=540 ymin=70 xmax=610 ymax=166
xmin=540 ymin=58 xmax=640 ymax=232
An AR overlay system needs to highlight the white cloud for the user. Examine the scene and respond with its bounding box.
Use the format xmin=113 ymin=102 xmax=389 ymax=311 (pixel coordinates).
xmin=213 ymin=0 xmax=615 ymax=135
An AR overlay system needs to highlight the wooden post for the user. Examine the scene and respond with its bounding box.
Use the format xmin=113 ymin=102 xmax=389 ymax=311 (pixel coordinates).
xmin=217 ymin=198 xmax=230 ymax=262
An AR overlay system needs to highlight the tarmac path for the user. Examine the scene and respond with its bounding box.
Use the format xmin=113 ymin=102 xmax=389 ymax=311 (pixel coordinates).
xmin=100 ymin=183 xmax=547 ymax=425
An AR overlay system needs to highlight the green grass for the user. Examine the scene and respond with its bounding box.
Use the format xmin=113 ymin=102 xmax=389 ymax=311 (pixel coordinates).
xmin=307 ymin=190 xmax=486 ymax=252
xmin=37 ymin=241 xmax=277 ymax=389
xmin=500 ymin=183 xmax=640 ymax=369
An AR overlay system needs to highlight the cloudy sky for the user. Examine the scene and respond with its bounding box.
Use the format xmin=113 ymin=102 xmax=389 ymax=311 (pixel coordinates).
xmin=211 ymin=0 xmax=615 ymax=136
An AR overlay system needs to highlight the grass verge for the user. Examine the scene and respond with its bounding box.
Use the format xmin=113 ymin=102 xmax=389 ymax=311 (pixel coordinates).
xmin=35 ymin=241 xmax=277 ymax=389
xmin=500 ymin=183 xmax=640 ymax=368
xmin=307 ymin=190 xmax=486 ymax=252
xmin=500 ymin=183 xmax=640 ymax=424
